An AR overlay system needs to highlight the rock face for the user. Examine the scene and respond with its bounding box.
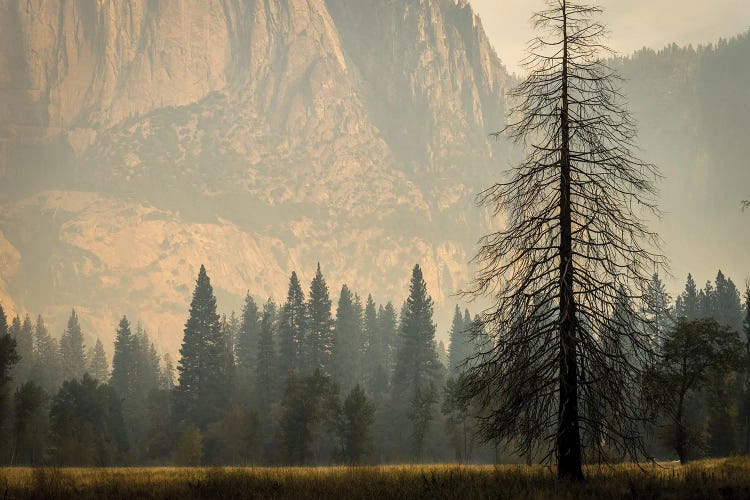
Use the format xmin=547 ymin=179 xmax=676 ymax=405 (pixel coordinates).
xmin=0 ymin=0 xmax=511 ymax=354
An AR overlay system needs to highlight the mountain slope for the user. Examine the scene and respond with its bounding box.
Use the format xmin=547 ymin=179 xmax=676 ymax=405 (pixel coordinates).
xmin=0 ymin=0 xmax=511 ymax=354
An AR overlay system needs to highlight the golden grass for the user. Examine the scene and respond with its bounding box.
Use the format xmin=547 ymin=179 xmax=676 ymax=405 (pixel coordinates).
xmin=2 ymin=458 xmax=750 ymax=499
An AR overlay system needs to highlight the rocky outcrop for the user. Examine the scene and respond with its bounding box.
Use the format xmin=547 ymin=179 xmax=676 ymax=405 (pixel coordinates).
xmin=0 ymin=0 xmax=511 ymax=353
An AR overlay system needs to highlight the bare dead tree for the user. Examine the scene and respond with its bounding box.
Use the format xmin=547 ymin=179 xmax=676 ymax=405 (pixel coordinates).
xmin=462 ymin=0 xmax=664 ymax=480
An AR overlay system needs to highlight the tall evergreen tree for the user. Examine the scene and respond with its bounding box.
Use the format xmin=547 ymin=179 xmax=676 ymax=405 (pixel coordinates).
xmin=11 ymin=315 xmax=34 ymax=385
xmin=378 ymin=302 xmax=398 ymax=381
xmin=332 ymin=285 xmax=361 ymax=394
xmin=236 ymin=294 xmax=260 ymax=390
xmin=643 ymin=273 xmax=673 ymax=342
xmin=713 ymin=270 xmax=743 ymax=333
xmin=110 ymin=316 xmax=134 ymax=401
xmin=87 ymin=338 xmax=109 ymax=383
xmin=447 ymin=305 xmax=472 ymax=376
xmin=255 ymin=299 xmax=277 ymax=414
xmin=160 ymin=354 xmax=176 ymax=391
xmin=0 ymin=304 xmax=6 ymax=337
xmin=700 ymin=281 xmax=716 ymax=319
xmin=30 ymin=316 xmax=60 ymax=394
xmin=174 ymin=265 xmax=232 ymax=429
xmin=0 ymin=304 xmax=19 ymax=446
xmin=675 ymin=274 xmax=699 ymax=321
xmin=363 ymin=295 xmax=388 ymax=394
xmin=278 ymin=272 xmax=306 ymax=376
xmin=392 ymin=264 xmax=442 ymax=460
xmin=305 ymin=264 xmax=334 ymax=374
xmin=60 ymin=309 xmax=87 ymax=381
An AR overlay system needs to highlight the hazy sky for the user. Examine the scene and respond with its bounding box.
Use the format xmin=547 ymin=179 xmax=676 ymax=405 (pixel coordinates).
xmin=471 ymin=0 xmax=750 ymax=74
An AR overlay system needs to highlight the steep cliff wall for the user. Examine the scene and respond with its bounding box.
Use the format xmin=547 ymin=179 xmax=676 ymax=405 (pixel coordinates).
xmin=0 ymin=0 xmax=511 ymax=354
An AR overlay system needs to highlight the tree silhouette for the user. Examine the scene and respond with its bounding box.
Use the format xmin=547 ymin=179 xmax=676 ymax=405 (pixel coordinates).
xmin=464 ymin=0 xmax=663 ymax=479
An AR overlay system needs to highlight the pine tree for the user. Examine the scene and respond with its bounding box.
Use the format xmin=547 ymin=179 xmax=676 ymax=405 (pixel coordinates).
xmin=236 ymin=293 xmax=260 ymax=390
xmin=447 ymin=305 xmax=472 ymax=375
xmin=332 ymin=285 xmax=361 ymax=394
xmin=8 ymin=316 xmax=20 ymax=341
xmin=676 ymin=274 xmax=700 ymax=320
xmin=161 ymin=354 xmax=176 ymax=390
xmin=255 ymin=298 xmax=277 ymax=414
xmin=60 ymin=309 xmax=87 ymax=381
xmin=305 ymin=264 xmax=334 ymax=374
xmin=30 ymin=316 xmax=60 ymax=394
xmin=88 ymin=338 xmax=109 ymax=382
xmin=0 ymin=305 xmax=19 ymax=442
xmin=175 ymin=265 xmax=232 ymax=429
xmin=11 ymin=315 xmax=34 ymax=385
xmin=392 ymin=264 xmax=442 ymax=459
xmin=278 ymin=271 xmax=306 ymax=376
xmin=377 ymin=302 xmax=398 ymax=383
xmin=700 ymin=281 xmax=716 ymax=319
xmin=110 ymin=316 xmax=134 ymax=400
xmin=362 ymin=295 xmax=387 ymax=394
xmin=0 ymin=304 xmax=6 ymax=336
xmin=643 ymin=273 xmax=673 ymax=342
xmin=713 ymin=270 xmax=743 ymax=333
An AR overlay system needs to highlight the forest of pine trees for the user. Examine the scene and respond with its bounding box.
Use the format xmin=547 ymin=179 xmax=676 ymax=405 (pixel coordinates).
xmin=0 ymin=264 xmax=748 ymax=465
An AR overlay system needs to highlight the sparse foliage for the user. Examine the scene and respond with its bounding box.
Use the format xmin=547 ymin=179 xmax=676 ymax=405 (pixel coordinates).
xmin=464 ymin=0 xmax=663 ymax=479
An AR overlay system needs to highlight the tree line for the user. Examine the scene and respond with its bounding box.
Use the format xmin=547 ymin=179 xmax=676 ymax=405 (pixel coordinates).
xmin=0 ymin=265 xmax=748 ymax=466
xmin=0 ymin=263 xmax=497 ymax=466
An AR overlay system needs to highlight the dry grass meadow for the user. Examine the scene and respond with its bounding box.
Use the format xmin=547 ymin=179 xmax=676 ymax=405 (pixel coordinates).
xmin=2 ymin=458 xmax=750 ymax=499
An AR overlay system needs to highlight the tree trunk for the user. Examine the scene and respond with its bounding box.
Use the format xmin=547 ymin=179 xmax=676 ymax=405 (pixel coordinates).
xmin=556 ymin=0 xmax=584 ymax=481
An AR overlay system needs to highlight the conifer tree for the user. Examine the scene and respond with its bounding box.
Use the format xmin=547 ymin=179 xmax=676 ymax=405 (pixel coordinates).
xmin=88 ymin=338 xmax=109 ymax=383
xmin=60 ymin=309 xmax=87 ymax=381
xmin=110 ymin=316 xmax=134 ymax=400
xmin=332 ymin=285 xmax=362 ymax=393
xmin=363 ymin=295 xmax=388 ymax=394
xmin=305 ymin=264 xmax=334 ymax=375
xmin=0 ymin=304 xmax=19 ymax=442
xmin=8 ymin=316 xmax=20 ymax=342
xmin=675 ymin=274 xmax=700 ymax=320
xmin=643 ymin=273 xmax=673 ymax=342
xmin=255 ymin=299 xmax=277 ymax=414
xmin=11 ymin=315 xmax=34 ymax=385
xmin=713 ymin=271 xmax=743 ymax=333
xmin=392 ymin=264 xmax=442 ymax=460
xmin=700 ymin=281 xmax=716 ymax=319
xmin=463 ymin=0 xmax=663 ymax=479
xmin=30 ymin=316 xmax=60 ymax=394
xmin=447 ymin=305 xmax=473 ymax=376
xmin=161 ymin=354 xmax=175 ymax=391
xmin=378 ymin=302 xmax=398 ymax=381
xmin=236 ymin=294 xmax=260 ymax=388
xmin=175 ymin=265 xmax=232 ymax=428
xmin=0 ymin=304 xmax=6 ymax=336
xmin=437 ymin=341 xmax=448 ymax=369
xmin=278 ymin=272 xmax=306 ymax=376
